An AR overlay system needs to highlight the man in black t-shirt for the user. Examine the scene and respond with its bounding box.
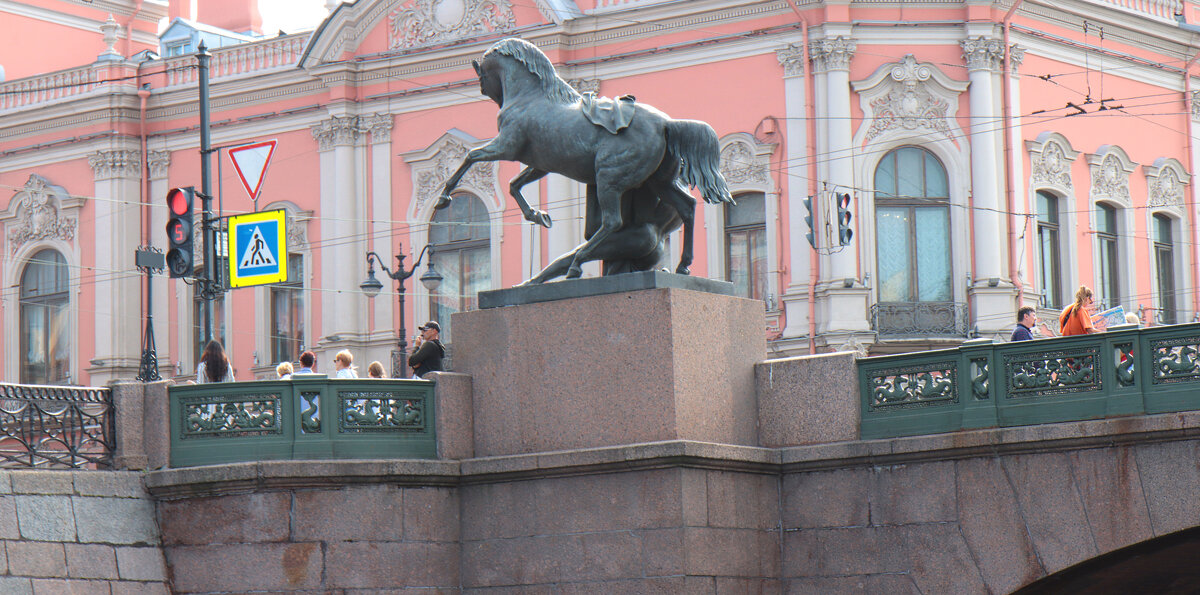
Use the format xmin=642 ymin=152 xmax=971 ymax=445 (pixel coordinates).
xmin=408 ymin=321 xmax=445 ymax=378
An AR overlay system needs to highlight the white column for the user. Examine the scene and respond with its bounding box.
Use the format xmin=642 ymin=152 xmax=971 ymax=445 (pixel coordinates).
xmin=1191 ymin=88 xmax=1200 ymax=322
xmin=363 ymin=114 xmax=395 ymax=348
xmin=962 ymin=36 xmax=1015 ymax=335
xmin=147 ymin=150 xmax=172 ymax=371
xmin=87 ymin=147 xmax=143 ymax=384
xmin=810 ymin=35 xmax=869 ymax=342
xmin=312 ymin=115 xmax=366 ymax=346
xmin=776 ymin=43 xmax=813 ymax=342
xmin=962 ymin=37 xmax=1005 ymax=281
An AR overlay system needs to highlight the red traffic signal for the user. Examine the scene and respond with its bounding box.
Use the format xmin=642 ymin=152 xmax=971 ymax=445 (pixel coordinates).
xmin=167 ymin=187 xmax=193 ymax=217
xmin=165 ymin=187 xmax=195 ymax=278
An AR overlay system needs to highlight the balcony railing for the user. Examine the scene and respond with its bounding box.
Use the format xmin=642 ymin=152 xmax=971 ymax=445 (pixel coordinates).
xmin=169 ymin=376 xmax=436 ymax=468
xmin=870 ymin=301 xmax=969 ymax=337
xmin=858 ymin=322 xmax=1200 ymax=439
xmin=0 ymin=383 xmax=114 ymax=469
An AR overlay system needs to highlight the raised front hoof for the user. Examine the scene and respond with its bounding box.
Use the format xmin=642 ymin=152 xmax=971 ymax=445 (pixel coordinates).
xmin=566 ymin=265 xmax=583 ymax=279
xmin=433 ymin=194 xmax=453 ymax=211
xmin=675 ymin=264 xmax=691 ymax=275
xmin=529 ymin=210 xmax=553 ymax=229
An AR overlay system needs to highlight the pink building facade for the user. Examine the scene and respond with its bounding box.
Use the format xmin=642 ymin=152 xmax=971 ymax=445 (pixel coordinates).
xmin=2 ymin=0 xmax=1198 ymax=385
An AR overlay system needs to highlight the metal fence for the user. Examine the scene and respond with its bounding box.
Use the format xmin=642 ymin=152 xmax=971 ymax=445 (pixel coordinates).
xmin=858 ymin=322 xmax=1200 ymax=439
xmin=0 ymin=383 xmax=114 ymax=469
xmin=169 ymin=376 xmax=437 ymax=467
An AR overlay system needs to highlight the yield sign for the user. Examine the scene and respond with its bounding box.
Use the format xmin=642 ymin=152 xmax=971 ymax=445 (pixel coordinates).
xmin=228 ymin=140 xmax=277 ymax=201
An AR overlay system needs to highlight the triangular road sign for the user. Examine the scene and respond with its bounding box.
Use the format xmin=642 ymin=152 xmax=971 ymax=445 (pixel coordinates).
xmin=239 ymin=225 xmax=278 ymax=269
xmin=228 ymin=140 xmax=277 ymax=201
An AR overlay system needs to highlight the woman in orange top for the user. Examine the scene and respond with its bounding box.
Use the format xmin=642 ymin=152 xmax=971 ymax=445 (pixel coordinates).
xmin=1059 ymin=285 xmax=1098 ymax=336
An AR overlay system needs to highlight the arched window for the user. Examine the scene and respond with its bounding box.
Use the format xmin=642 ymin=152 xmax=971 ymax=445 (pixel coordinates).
xmin=725 ymin=192 xmax=767 ymax=300
xmin=429 ymin=193 xmax=490 ymax=342
xmin=1036 ymin=191 xmax=1064 ymax=309
xmin=1095 ymin=203 xmax=1120 ymax=310
xmin=874 ymin=147 xmax=951 ymax=304
xmin=1153 ymin=214 xmax=1176 ymax=324
xmin=20 ymin=249 xmax=70 ymax=384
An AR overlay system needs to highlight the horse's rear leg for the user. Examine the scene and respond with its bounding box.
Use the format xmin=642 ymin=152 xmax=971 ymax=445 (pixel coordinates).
xmin=650 ymin=179 xmax=697 ymax=275
xmin=567 ymin=179 xmax=625 ymax=278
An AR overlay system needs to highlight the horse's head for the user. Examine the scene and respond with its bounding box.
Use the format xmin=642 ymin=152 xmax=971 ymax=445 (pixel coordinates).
xmin=473 ymin=57 xmax=504 ymax=107
xmin=477 ymin=38 xmax=580 ymax=106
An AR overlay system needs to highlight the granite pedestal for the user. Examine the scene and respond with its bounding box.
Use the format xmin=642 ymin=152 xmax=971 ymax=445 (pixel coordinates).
xmin=452 ymin=272 xmax=767 ymax=457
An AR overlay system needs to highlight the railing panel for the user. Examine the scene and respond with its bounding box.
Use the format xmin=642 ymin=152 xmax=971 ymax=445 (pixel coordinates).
xmin=859 ymin=323 xmax=1200 ymax=439
xmin=0 ymin=383 xmax=114 ymax=469
xmin=169 ymin=377 xmax=436 ymax=467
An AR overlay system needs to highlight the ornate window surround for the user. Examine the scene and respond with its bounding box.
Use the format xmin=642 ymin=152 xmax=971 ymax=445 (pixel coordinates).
xmin=1086 ymin=145 xmax=1138 ymax=308
xmin=251 ymin=201 xmax=314 ymax=378
xmin=1143 ymin=157 xmax=1191 ymax=322
xmin=1 ymin=175 xmax=82 ymax=384
xmin=1025 ymin=132 xmax=1081 ymax=307
xmin=401 ymin=129 xmax=503 ymax=329
xmin=707 ymin=132 xmax=778 ymax=308
xmin=851 ymin=56 xmax=971 ymax=310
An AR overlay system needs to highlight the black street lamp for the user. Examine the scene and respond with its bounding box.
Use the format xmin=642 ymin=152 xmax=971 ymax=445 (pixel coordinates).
xmin=361 ymin=243 xmax=443 ymax=378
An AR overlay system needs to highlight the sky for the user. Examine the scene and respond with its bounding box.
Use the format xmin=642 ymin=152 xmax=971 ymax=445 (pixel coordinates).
xmin=258 ymin=0 xmax=334 ymax=34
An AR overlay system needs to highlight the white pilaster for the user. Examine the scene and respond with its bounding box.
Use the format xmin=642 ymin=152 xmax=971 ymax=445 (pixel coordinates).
xmin=87 ymin=147 xmax=143 ymax=384
xmin=312 ymin=115 xmax=366 ymax=346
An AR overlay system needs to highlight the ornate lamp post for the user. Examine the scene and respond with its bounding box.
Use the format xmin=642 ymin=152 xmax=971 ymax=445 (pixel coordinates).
xmin=360 ymin=244 xmax=443 ymax=378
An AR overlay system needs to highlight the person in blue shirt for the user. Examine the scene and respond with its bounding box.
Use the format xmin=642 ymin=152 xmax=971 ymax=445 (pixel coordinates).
xmin=1011 ymin=306 xmax=1037 ymax=341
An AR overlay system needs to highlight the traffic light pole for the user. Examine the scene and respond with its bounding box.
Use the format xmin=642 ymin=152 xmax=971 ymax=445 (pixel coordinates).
xmin=197 ymin=42 xmax=215 ymax=345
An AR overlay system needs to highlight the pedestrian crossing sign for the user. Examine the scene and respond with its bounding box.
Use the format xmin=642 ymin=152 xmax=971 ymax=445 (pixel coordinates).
xmin=227 ymin=209 xmax=287 ymax=288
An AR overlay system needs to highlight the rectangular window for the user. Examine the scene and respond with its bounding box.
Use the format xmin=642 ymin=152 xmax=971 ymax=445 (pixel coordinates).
xmin=1036 ymin=192 xmax=1063 ymax=308
xmin=1154 ymin=215 xmax=1176 ymax=324
xmin=270 ymin=254 xmax=304 ymax=363
xmin=725 ymin=193 xmax=767 ymax=301
xmin=194 ymin=287 xmax=226 ymax=367
xmin=1095 ymin=204 xmax=1120 ymax=310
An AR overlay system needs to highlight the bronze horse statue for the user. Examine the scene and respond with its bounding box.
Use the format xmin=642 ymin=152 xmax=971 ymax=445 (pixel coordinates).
xmin=436 ymin=38 xmax=732 ymax=284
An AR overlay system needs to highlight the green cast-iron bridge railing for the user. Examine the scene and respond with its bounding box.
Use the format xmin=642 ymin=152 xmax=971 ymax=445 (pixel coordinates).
xmin=859 ymin=322 xmax=1200 ymax=439
xmin=170 ymin=377 xmax=435 ymax=468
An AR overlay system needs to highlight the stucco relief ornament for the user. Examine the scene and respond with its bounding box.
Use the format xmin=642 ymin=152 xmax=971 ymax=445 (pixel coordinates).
xmin=720 ymin=142 xmax=769 ymax=185
xmin=1031 ymin=142 xmax=1072 ymax=189
xmin=414 ymin=139 xmax=494 ymax=208
xmin=285 ymin=211 xmax=309 ymax=248
xmin=7 ymin=175 xmax=77 ymax=254
xmin=1092 ymin=154 xmax=1130 ymax=202
xmin=865 ymin=56 xmax=952 ymax=142
xmin=389 ymin=0 xmax=515 ymax=49
xmin=1149 ymin=168 xmax=1184 ymax=207
xmin=567 ymin=78 xmax=600 ymax=95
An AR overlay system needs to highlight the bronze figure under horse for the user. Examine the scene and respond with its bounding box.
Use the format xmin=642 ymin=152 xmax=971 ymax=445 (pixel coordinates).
xmin=436 ymin=37 xmax=732 ymax=284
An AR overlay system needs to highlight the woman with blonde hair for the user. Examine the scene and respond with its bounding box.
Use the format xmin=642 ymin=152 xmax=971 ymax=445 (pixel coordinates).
xmin=276 ymin=361 xmax=293 ymax=380
xmin=1059 ymin=285 xmax=1098 ymax=336
xmin=333 ymin=349 xmax=358 ymax=378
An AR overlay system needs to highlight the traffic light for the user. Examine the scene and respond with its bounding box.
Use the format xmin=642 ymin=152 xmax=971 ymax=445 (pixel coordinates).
xmin=165 ymin=186 xmax=195 ymax=278
xmin=803 ymin=195 xmax=816 ymax=248
xmin=835 ymin=192 xmax=853 ymax=247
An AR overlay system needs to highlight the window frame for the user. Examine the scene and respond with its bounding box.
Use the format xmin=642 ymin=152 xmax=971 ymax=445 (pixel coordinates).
xmin=1153 ymin=213 xmax=1177 ymax=325
xmin=427 ymin=193 xmax=492 ymax=343
xmin=873 ymin=146 xmax=953 ymax=304
xmin=1035 ymin=191 xmax=1064 ymax=309
xmin=724 ymin=192 xmax=768 ymax=301
xmin=269 ymin=253 xmax=305 ymax=364
xmin=18 ymin=249 xmax=71 ymax=385
xmin=1094 ymin=202 xmax=1121 ymax=310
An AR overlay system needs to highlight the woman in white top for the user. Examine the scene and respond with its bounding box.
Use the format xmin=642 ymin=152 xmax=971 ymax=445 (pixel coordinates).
xmin=333 ymin=349 xmax=358 ymax=378
xmin=196 ymin=340 xmax=235 ymax=383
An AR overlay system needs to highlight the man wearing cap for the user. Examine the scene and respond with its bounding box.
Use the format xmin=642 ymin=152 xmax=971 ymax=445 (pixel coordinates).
xmin=408 ymin=320 xmax=445 ymax=378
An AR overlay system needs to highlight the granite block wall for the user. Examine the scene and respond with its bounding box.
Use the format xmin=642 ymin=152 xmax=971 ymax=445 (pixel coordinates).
xmin=0 ymin=469 xmax=168 ymax=594
xmin=157 ymin=483 xmax=460 ymax=594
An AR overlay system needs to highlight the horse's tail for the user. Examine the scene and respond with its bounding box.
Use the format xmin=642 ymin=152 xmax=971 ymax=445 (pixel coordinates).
xmin=664 ymin=119 xmax=733 ymax=205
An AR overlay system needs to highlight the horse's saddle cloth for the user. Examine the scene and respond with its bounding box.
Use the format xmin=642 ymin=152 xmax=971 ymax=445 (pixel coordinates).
xmin=579 ymin=92 xmax=637 ymax=134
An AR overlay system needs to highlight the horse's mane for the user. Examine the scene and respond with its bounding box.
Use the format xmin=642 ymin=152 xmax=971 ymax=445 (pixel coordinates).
xmin=484 ymin=38 xmax=581 ymax=104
